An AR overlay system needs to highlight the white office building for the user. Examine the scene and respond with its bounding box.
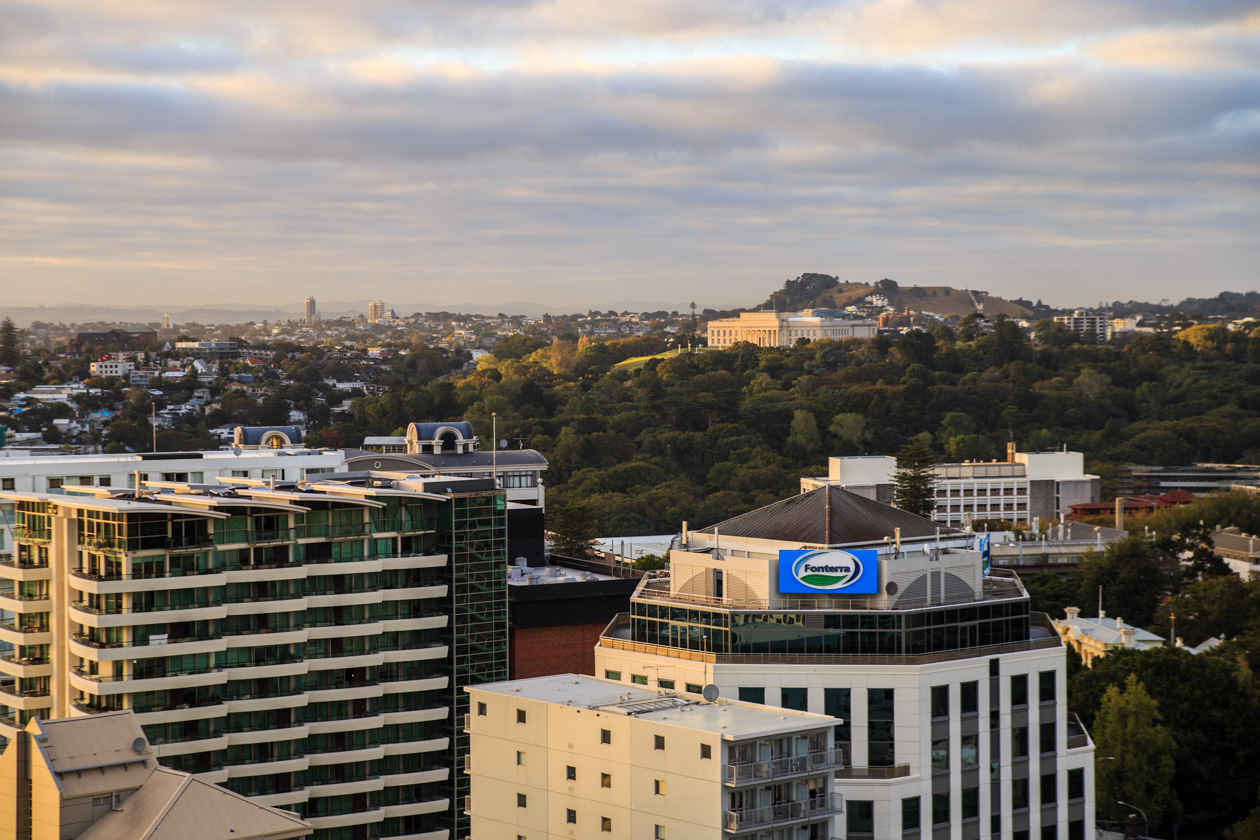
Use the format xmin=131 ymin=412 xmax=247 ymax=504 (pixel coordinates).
xmin=464 ymin=674 xmax=844 ymax=840
xmin=594 ymin=486 xmax=1095 ymax=839
xmin=1052 ymin=312 xmax=1110 ymax=343
xmin=802 ymin=447 xmax=1098 ymax=528
xmin=707 ymin=312 xmax=878 ymax=349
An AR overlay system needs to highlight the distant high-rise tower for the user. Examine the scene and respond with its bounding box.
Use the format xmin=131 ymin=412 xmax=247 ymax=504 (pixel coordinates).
xmin=160 ymin=313 xmax=171 ymax=330
xmin=368 ymin=300 xmax=385 ymax=323
xmin=304 ymin=296 xmax=317 ymax=325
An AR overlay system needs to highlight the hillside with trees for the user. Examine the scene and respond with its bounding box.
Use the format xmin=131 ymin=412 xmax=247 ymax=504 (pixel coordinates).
xmin=758 ymin=273 xmax=1034 ymax=317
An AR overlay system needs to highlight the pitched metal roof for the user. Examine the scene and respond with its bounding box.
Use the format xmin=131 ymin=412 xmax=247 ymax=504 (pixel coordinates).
xmin=695 ymin=485 xmax=954 ymax=545
xmin=344 ymin=450 xmax=548 ymax=470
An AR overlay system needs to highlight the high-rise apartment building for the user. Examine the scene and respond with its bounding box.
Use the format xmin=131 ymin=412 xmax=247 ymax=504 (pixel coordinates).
xmin=464 ymin=674 xmax=844 ymax=839
xmin=594 ymin=486 xmax=1095 ymax=838
xmin=305 ymin=297 xmax=318 ymax=326
xmin=0 ymin=470 xmax=508 ymax=840
xmin=368 ymin=302 xmax=386 ymax=324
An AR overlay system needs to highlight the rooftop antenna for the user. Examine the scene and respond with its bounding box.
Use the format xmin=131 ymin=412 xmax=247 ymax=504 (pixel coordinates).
xmin=151 ymin=402 xmax=157 ymax=453
xmin=492 ymin=412 xmax=497 ymax=489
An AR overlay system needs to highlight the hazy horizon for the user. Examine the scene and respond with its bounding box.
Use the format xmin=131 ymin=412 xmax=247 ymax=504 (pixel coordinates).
xmin=3 ymin=1 xmax=1258 ymax=308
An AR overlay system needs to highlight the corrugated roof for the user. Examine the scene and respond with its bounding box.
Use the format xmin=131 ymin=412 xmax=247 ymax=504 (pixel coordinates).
xmin=75 ymin=767 xmax=311 ymax=840
xmin=695 ymin=485 xmax=953 ymax=545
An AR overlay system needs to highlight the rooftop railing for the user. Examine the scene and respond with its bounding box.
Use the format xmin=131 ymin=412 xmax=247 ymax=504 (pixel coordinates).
xmin=724 ymin=793 xmax=843 ymax=831
xmin=631 ymin=568 xmax=1026 ymax=613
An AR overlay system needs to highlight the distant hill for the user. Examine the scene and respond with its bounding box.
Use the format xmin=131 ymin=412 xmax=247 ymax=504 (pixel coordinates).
xmin=759 ymin=274 xmax=1034 ymax=318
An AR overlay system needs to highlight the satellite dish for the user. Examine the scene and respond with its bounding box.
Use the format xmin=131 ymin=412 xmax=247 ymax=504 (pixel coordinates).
xmin=231 ymin=445 xmax=242 ymax=456
xmin=499 ymin=439 xmax=508 ymax=449
xmin=701 ymin=684 xmax=720 ymax=702
xmin=131 ymin=737 xmax=147 ymax=754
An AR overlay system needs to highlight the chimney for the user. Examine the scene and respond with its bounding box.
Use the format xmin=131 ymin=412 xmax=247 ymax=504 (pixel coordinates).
xmin=1006 ymin=441 xmax=1017 ymax=463
xmin=1064 ymin=607 xmax=1080 ymax=622
xmin=1115 ymin=497 xmax=1125 ymax=531
xmin=682 ymin=521 xmax=688 ymax=549
xmin=1120 ymin=626 xmax=1137 ymax=648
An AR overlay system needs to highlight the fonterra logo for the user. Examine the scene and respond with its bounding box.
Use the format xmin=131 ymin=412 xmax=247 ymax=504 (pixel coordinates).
xmin=791 ymin=550 xmax=862 ymax=590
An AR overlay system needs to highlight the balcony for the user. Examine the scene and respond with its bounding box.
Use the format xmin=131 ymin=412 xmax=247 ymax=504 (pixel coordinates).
xmin=1066 ymin=711 xmax=1092 ymax=750
xmin=724 ymin=749 xmax=844 ymax=785
xmin=12 ymin=527 xmax=52 ymax=544
xmin=835 ymin=764 xmax=912 ymax=779
xmin=723 ymin=793 xmax=843 ymax=831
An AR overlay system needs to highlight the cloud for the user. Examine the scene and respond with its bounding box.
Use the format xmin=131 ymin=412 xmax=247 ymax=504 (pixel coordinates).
xmin=0 ymin=0 xmax=1257 ymax=308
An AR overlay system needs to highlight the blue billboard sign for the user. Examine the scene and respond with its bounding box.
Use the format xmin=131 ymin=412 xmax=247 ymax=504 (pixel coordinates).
xmin=778 ymin=549 xmax=879 ymax=594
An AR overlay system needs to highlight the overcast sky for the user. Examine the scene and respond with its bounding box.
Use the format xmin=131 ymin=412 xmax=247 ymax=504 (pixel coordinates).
xmin=2 ymin=0 xmax=1258 ymax=310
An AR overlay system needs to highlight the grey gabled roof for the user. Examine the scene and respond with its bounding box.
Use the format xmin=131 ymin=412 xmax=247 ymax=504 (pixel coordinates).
xmin=695 ymin=485 xmax=953 ymax=545
xmin=343 ymin=450 xmax=548 ymax=470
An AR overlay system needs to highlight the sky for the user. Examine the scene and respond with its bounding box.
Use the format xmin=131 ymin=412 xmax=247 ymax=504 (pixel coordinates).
xmin=2 ymin=0 xmax=1258 ymax=311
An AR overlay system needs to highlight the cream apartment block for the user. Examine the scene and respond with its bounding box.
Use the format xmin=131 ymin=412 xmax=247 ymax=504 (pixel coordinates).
xmin=594 ymin=486 xmax=1095 ymax=839
xmin=802 ymin=447 xmax=1099 ymax=528
xmin=0 ymin=470 xmax=509 ymax=840
xmin=706 ymin=312 xmax=879 ymax=348
xmin=464 ymin=674 xmax=844 ymax=840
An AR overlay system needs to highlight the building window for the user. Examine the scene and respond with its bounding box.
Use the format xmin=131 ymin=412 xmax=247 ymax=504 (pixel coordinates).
xmin=847 ymin=800 xmax=874 ymax=834
xmin=1011 ymin=674 xmax=1028 ymax=707
xmin=516 ymin=709 xmax=526 ymax=724
xmin=1015 ymin=832 xmax=1030 ymax=840
xmin=1042 ymin=827 xmax=1058 ymax=840
xmin=516 ymin=751 xmax=525 ymax=766
xmin=738 ymin=687 xmax=765 ymax=704
xmin=566 ymin=766 xmax=576 ymax=781
xmin=990 ymin=658 xmax=1000 ymax=677
xmin=781 ymin=687 xmax=808 ymax=711
xmin=825 ymin=687 xmax=851 ymax=754
xmin=655 ymin=827 xmax=666 ymax=840
xmin=931 ymin=685 xmax=949 ymax=718
xmin=604 ymin=670 xmax=621 ymax=681
xmin=601 ymin=817 xmax=612 ymax=832
xmin=654 ymin=779 xmax=665 ymax=795
xmin=632 ymin=674 xmax=648 ymax=685
xmin=932 ymin=793 xmax=950 ymax=825
xmin=961 ymin=734 xmax=978 ymax=767
xmin=868 ymin=688 xmax=895 ymax=767
xmin=566 ymin=809 xmax=576 ymax=824
xmin=992 ymin=814 xmax=1001 ymax=836
xmin=1013 ymin=777 xmax=1029 ymax=810
xmin=477 ymin=702 xmax=487 ymax=716
xmin=658 ymin=679 xmax=675 ymax=690
xmin=1068 ymin=820 xmax=1085 ymax=840
xmin=1013 ymin=726 xmax=1029 ymax=758
xmin=517 ymin=793 xmax=527 ymax=808
xmin=1039 ymin=671 xmax=1056 ymax=703
xmin=1 ymin=478 xmax=13 ymax=490
xmin=931 ymin=738 xmax=949 ymax=772
xmin=700 ymin=744 xmax=712 ymax=759
xmin=600 ymin=729 xmax=611 ymax=744
xmin=654 ymin=734 xmax=665 ymax=750
xmin=601 ymin=773 xmax=611 ymax=788
xmin=961 ymin=681 xmax=978 ymax=714
xmin=1040 ymin=721 xmax=1056 ymax=754
xmin=1067 ymin=768 xmax=1084 ymax=800
xmin=686 ymin=683 xmax=702 ymax=694
xmin=1041 ymin=772 xmax=1057 ymax=805
xmin=902 ymin=796 xmax=921 ymax=831
xmin=962 ymin=786 xmax=979 ymax=819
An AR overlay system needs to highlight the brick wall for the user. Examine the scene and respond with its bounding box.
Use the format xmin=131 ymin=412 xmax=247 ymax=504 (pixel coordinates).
xmin=510 ymin=623 xmax=607 ymax=679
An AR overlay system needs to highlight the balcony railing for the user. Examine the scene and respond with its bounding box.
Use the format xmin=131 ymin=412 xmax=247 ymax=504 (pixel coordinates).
xmin=835 ymin=764 xmax=912 ymax=779
xmin=73 ymin=631 xmax=221 ymax=648
xmin=1066 ymin=711 xmax=1091 ymax=749
xmin=72 ymin=599 xmax=222 ymax=615
xmin=724 ymin=793 xmax=843 ymax=831
xmin=73 ymin=665 xmax=221 ymax=682
xmin=0 ymin=557 xmax=48 ymax=570
xmin=12 ymin=527 xmax=52 ymax=544
xmin=724 ymin=749 xmax=844 ymax=785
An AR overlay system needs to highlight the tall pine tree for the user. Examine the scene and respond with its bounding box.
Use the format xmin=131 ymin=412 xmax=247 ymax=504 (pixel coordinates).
xmin=0 ymin=317 xmax=21 ymax=367
xmin=893 ymin=439 xmax=937 ymax=518
xmin=1095 ymin=673 xmax=1179 ymax=827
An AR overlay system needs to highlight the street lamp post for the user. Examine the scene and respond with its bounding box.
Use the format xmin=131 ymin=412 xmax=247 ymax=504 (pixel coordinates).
xmin=1117 ymin=801 xmax=1148 ymax=839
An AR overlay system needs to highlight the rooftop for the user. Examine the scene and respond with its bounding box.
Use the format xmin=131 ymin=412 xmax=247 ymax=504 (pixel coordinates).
xmin=695 ymin=485 xmax=955 ymax=546
xmin=469 ymin=674 xmax=837 ymax=740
